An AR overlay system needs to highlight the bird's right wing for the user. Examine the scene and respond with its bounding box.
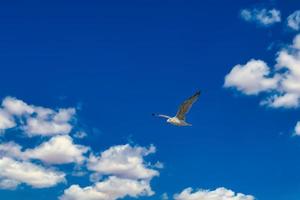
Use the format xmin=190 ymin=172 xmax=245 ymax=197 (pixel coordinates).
xmin=176 ymin=91 xmax=201 ymax=120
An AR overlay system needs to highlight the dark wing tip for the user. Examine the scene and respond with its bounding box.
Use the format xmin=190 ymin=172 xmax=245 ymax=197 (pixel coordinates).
xmin=194 ymin=90 xmax=201 ymax=97
xmin=152 ymin=113 xmax=156 ymax=116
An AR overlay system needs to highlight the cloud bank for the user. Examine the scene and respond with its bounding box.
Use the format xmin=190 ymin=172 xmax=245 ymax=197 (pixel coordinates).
xmin=0 ymin=96 xmax=161 ymax=199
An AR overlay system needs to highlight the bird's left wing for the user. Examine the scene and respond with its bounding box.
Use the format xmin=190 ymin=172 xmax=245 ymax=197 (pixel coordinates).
xmin=152 ymin=113 xmax=171 ymax=119
xmin=176 ymin=91 xmax=201 ymax=120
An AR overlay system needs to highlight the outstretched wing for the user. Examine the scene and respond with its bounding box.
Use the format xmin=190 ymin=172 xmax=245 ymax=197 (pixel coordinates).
xmin=152 ymin=113 xmax=171 ymax=119
xmin=176 ymin=91 xmax=201 ymax=120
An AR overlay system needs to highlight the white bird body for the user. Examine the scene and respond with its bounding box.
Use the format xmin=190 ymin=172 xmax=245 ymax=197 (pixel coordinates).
xmin=167 ymin=117 xmax=192 ymax=126
xmin=153 ymin=91 xmax=201 ymax=126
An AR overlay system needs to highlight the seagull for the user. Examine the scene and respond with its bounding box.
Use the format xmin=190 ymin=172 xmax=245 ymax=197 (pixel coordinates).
xmin=152 ymin=91 xmax=201 ymax=126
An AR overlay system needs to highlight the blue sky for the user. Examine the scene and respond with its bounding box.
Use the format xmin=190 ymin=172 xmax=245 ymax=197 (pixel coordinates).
xmin=0 ymin=1 xmax=300 ymax=200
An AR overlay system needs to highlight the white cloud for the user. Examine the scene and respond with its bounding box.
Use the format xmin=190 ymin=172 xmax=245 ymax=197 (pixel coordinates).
xmin=268 ymin=35 xmax=300 ymax=108
xmin=0 ymin=157 xmax=65 ymax=188
xmin=0 ymin=96 xmax=76 ymax=136
xmin=0 ymin=136 xmax=88 ymax=165
xmin=174 ymin=187 xmax=255 ymax=200
xmin=0 ymin=109 xmax=16 ymax=132
xmin=240 ymin=8 xmax=281 ymax=26
xmin=262 ymin=93 xmax=299 ymax=108
xmin=2 ymin=96 xmax=34 ymax=116
xmin=293 ymin=34 xmax=300 ymax=49
xmin=224 ymin=59 xmax=279 ymax=95
xmin=34 ymin=106 xmax=56 ymax=118
xmin=24 ymin=117 xmax=73 ymax=136
xmin=54 ymin=108 xmax=76 ymax=122
xmin=87 ymin=144 xmax=159 ymax=180
xmin=59 ymin=176 xmax=153 ymax=200
xmin=294 ymin=121 xmax=300 ymax=136
xmin=0 ymin=141 xmax=23 ymax=158
xmin=287 ymin=10 xmax=300 ymax=31
xmin=225 ymin=34 xmax=300 ymax=108
xmin=67 ymin=144 xmax=161 ymax=200
xmin=23 ymin=135 xmax=89 ymax=164
xmin=24 ymin=108 xmax=75 ymax=136
xmin=0 ymin=97 xmax=79 ymax=191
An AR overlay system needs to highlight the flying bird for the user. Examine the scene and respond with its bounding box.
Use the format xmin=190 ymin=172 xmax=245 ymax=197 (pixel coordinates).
xmin=153 ymin=91 xmax=201 ymax=126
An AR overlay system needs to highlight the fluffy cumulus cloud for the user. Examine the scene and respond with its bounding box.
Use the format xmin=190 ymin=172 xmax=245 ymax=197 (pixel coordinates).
xmin=225 ymin=34 xmax=300 ymax=108
xmin=24 ymin=108 xmax=75 ymax=136
xmin=59 ymin=176 xmax=153 ymax=200
xmin=23 ymin=135 xmax=89 ymax=164
xmin=0 ymin=136 xmax=89 ymax=164
xmin=60 ymin=144 xmax=160 ymax=200
xmin=0 ymin=109 xmax=16 ymax=132
xmin=287 ymin=10 xmax=300 ymax=31
xmin=0 ymin=157 xmax=65 ymax=189
xmin=87 ymin=144 xmax=159 ymax=180
xmin=0 ymin=96 xmax=75 ymax=136
xmin=174 ymin=187 xmax=254 ymax=200
xmin=224 ymin=59 xmax=279 ymax=95
xmin=262 ymin=34 xmax=300 ymax=108
xmin=0 ymin=142 xmax=23 ymax=159
xmin=240 ymin=8 xmax=281 ymax=26
xmin=2 ymin=96 xmax=34 ymax=116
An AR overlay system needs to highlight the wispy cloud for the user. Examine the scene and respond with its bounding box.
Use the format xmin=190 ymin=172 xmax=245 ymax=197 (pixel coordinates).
xmin=240 ymin=8 xmax=281 ymax=26
xmin=161 ymin=193 xmax=169 ymax=200
xmin=287 ymin=10 xmax=300 ymax=31
xmin=73 ymin=131 xmax=87 ymax=139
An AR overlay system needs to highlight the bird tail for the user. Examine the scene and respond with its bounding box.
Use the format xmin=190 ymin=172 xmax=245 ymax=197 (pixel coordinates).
xmin=185 ymin=122 xmax=192 ymax=126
